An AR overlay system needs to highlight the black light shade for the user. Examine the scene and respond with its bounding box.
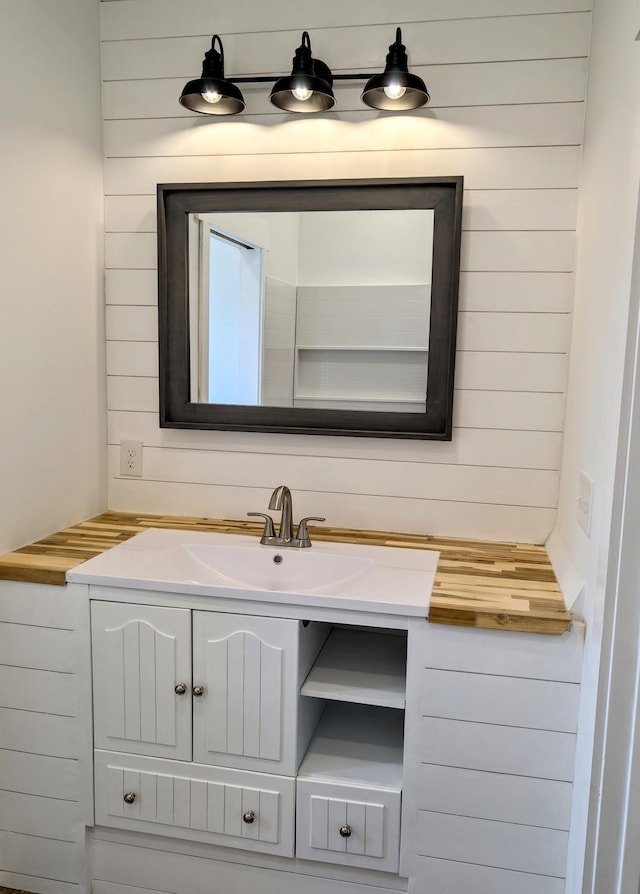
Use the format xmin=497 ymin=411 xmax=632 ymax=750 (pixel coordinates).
xmin=270 ymin=31 xmax=335 ymax=113
xmin=361 ymin=27 xmax=429 ymax=111
xmin=179 ymin=35 xmax=245 ymax=116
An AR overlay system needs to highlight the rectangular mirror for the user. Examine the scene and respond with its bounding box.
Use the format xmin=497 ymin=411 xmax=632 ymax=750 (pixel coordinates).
xmin=158 ymin=178 xmax=463 ymax=439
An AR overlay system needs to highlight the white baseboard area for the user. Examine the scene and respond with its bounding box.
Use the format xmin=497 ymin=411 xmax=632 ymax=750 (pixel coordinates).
xmin=90 ymin=828 xmax=409 ymax=894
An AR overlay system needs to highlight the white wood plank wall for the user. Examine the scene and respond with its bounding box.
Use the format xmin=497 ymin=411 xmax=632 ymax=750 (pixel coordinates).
xmin=401 ymin=620 xmax=585 ymax=893
xmin=0 ymin=583 xmax=91 ymax=894
xmin=101 ymin=0 xmax=591 ymax=542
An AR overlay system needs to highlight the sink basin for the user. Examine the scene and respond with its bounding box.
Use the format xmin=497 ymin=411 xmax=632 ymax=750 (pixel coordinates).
xmin=176 ymin=543 xmax=372 ymax=592
xmin=68 ymin=528 xmax=439 ymax=616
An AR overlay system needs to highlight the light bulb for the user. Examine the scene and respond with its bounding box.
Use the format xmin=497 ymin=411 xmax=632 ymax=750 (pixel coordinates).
xmin=292 ymin=85 xmax=313 ymax=102
xmin=202 ymin=90 xmax=222 ymax=104
xmin=383 ymin=82 xmax=407 ymax=100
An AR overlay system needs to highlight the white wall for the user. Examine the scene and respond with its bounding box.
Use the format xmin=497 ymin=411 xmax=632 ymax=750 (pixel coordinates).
xmin=102 ymin=0 xmax=589 ymax=542
xmin=544 ymin=0 xmax=640 ymax=891
xmin=296 ymin=210 xmax=433 ymax=286
xmin=0 ymin=0 xmax=106 ymax=553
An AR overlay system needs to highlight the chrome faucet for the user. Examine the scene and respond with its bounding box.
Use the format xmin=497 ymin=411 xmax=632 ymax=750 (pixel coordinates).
xmin=248 ymin=485 xmax=325 ymax=548
xmin=269 ymin=485 xmax=294 ymax=542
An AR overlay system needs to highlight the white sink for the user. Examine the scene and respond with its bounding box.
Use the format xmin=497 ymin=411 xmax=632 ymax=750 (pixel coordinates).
xmin=175 ymin=543 xmax=373 ymax=592
xmin=68 ymin=528 xmax=439 ymax=616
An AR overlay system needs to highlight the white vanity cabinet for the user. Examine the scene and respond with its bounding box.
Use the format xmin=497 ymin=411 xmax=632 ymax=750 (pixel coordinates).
xmin=91 ymin=599 xmax=328 ymax=858
xmin=401 ymin=618 xmax=584 ymax=894
xmin=91 ymin=601 xmax=319 ymax=774
xmin=83 ymin=588 xmax=584 ymax=894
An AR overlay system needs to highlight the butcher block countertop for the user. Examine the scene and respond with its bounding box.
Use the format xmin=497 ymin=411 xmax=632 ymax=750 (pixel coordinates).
xmin=0 ymin=511 xmax=571 ymax=635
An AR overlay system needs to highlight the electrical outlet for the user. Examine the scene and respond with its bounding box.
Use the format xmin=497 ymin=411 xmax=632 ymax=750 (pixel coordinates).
xmin=120 ymin=440 xmax=143 ymax=477
xmin=576 ymin=470 xmax=594 ymax=536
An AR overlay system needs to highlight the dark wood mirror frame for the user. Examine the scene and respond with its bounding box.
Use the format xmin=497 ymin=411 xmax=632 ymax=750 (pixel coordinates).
xmin=157 ymin=176 xmax=463 ymax=439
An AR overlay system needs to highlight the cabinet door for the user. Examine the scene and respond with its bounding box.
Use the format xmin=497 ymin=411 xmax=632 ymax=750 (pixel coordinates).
xmin=192 ymin=612 xmax=299 ymax=775
xmin=92 ymin=602 xmax=192 ymax=760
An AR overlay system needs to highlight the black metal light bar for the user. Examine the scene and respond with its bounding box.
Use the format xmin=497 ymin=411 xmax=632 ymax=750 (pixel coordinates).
xmin=179 ymin=28 xmax=429 ymax=117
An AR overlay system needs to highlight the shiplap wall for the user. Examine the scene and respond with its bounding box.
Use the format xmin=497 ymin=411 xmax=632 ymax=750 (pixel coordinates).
xmin=0 ymin=583 xmax=92 ymax=894
xmin=101 ymin=0 xmax=590 ymax=542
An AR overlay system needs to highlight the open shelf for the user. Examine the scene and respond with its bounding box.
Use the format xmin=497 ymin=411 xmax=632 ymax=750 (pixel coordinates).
xmin=297 ymin=701 xmax=404 ymax=790
xmin=294 ymin=346 xmax=428 ymax=406
xmin=301 ymin=628 xmax=407 ymax=709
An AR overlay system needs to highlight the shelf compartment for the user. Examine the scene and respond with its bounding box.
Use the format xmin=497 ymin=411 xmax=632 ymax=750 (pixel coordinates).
xmin=301 ymin=628 xmax=407 ymax=709
xmin=297 ymin=701 xmax=404 ymax=790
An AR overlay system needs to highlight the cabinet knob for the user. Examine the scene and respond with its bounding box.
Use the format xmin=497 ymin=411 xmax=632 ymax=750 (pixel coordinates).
xmin=243 ymin=810 xmax=256 ymax=824
xmin=192 ymin=685 xmax=205 ymax=697
xmin=339 ymin=824 xmax=352 ymax=838
xmin=174 ymin=683 xmax=187 ymax=695
xmin=123 ymin=792 xmax=136 ymax=804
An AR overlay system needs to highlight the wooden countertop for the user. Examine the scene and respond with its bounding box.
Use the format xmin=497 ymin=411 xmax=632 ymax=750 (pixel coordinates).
xmin=0 ymin=511 xmax=571 ymax=635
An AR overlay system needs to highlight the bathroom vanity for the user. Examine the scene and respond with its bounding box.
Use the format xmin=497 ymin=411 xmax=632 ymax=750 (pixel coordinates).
xmin=0 ymin=513 xmax=582 ymax=894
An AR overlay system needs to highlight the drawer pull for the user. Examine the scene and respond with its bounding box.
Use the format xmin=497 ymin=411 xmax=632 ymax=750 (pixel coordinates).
xmin=123 ymin=791 xmax=136 ymax=804
xmin=339 ymin=824 xmax=352 ymax=838
xmin=192 ymin=685 xmax=205 ymax=697
xmin=174 ymin=683 xmax=187 ymax=695
xmin=243 ymin=810 xmax=256 ymax=824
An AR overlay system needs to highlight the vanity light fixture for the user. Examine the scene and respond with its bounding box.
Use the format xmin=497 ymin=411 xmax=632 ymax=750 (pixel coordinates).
xmin=361 ymin=28 xmax=430 ymax=111
xmin=179 ymin=34 xmax=246 ymax=115
xmin=179 ymin=28 xmax=429 ymax=116
xmin=270 ymin=31 xmax=335 ymax=113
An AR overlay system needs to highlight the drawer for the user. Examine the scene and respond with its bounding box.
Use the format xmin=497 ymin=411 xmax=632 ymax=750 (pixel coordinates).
xmin=94 ymin=750 xmax=295 ymax=857
xmin=296 ymin=778 xmax=401 ymax=874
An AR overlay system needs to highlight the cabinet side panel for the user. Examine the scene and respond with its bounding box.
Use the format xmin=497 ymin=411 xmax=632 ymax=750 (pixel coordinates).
xmin=420 ymin=621 xmax=584 ymax=681
xmin=401 ymin=618 xmax=581 ymax=886
xmin=417 ymin=811 xmax=569 ymax=877
xmin=420 ymin=668 xmax=580 ymax=732
xmin=0 ymin=831 xmax=84 ymax=883
xmin=412 ymin=855 xmax=566 ymax=894
xmin=418 ymin=764 xmax=573 ymax=829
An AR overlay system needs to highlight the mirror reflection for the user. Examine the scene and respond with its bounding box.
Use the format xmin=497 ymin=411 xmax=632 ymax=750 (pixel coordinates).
xmin=188 ymin=209 xmax=434 ymax=413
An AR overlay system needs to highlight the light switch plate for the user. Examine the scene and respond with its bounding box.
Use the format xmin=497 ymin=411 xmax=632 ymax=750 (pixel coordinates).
xmin=576 ymin=470 xmax=594 ymax=536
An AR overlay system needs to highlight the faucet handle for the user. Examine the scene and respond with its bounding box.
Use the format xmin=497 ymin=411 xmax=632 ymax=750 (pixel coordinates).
xmin=247 ymin=512 xmax=276 ymax=542
xmin=296 ymin=516 xmax=326 ymax=544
